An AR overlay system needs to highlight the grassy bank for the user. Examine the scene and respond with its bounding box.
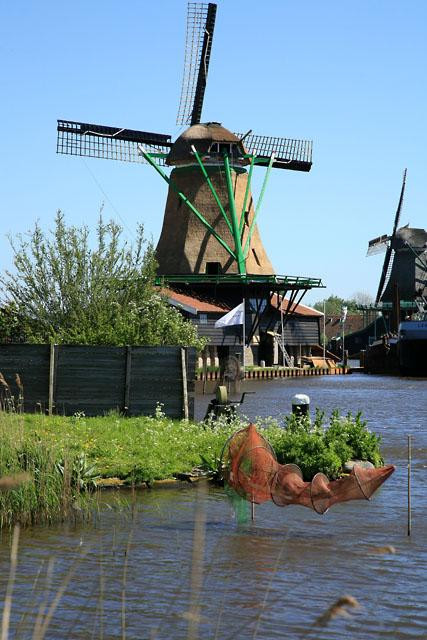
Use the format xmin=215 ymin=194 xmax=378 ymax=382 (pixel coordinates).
xmin=0 ymin=409 xmax=384 ymax=527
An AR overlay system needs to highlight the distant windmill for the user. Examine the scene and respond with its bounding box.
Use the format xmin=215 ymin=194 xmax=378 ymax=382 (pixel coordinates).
xmin=57 ymin=2 xmax=313 ymax=280
xmin=367 ymin=169 xmax=427 ymax=310
xmin=367 ymin=169 xmax=407 ymax=305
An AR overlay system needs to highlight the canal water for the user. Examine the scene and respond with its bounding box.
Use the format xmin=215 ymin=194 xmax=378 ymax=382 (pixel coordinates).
xmin=0 ymin=374 xmax=426 ymax=639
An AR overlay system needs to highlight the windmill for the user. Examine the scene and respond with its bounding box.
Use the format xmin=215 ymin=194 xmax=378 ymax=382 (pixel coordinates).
xmin=367 ymin=169 xmax=427 ymax=318
xmin=57 ymin=2 xmax=323 ymax=346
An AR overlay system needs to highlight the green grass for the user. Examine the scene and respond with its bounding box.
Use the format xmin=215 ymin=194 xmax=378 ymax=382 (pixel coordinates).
xmin=0 ymin=409 xmax=384 ymax=527
xmin=0 ymin=415 xmax=94 ymax=528
xmin=0 ymin=411 xmax=237 ymax=486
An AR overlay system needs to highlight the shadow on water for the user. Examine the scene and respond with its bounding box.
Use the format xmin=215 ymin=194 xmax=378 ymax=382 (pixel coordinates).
xmin=0 ymin=374 xmax=426 ymax=639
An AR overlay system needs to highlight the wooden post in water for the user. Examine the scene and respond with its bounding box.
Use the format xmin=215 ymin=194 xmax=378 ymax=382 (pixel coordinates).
xmin=251 ymin=499 xmax=255 ymax=521
xmin=407 ymin=434 xmax=412 ymax=536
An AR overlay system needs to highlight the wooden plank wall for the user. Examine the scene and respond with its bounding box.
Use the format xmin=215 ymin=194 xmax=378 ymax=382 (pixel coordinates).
xmin=190 ymin=316 xmax=241 ymax=346
xmin=0 ymin=345 xmax=196 ymax=418
xmin=261 ymin=317 xmax=320 ymax=346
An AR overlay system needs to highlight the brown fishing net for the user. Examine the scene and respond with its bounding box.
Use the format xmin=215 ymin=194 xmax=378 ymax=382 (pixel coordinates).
xmin=222 ymin=424 xmax=395 ymax=514
xmin=221 ymin=424 xmax=278 ymax=504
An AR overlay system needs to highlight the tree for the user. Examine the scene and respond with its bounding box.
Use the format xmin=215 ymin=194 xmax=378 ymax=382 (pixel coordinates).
xmin=351 ymin=291 xmax=374 ymax=307
xmin=0 ymin=212 xmax=205 ymax=349
xmin=313 ymin=295 xmax=360 ymax=315
xmin=0 ymin=303 xmax=25 ymax=343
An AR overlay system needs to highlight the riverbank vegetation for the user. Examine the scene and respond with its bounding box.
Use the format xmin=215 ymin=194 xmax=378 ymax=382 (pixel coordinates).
xmin=0 ymin=409 xmax=384 ymax=527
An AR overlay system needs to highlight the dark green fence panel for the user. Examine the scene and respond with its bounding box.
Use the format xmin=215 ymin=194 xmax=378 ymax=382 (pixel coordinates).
xmin=0 ymin=344 xmax=50 ymax=412
xmin=55 ymin=345 xmax=126 ymax=416
xmin=0 ymin=345 xmax=195 ymax=418
xmin=130 ymin=347 xmax=183 ymax=417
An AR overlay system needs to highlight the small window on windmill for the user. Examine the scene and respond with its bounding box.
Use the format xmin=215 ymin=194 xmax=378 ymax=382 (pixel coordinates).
xmin=206 ymin=262 xmax=221 ymax=275
xmin=219 ymin=143 xmax=231 ymax=155
xmin=208 ymin=143 xmax=219 ymax=156
xmin=199 ymin=313 xmax=208 ymax=325
xmin=252 ymin=248 xmax=261 ymax=266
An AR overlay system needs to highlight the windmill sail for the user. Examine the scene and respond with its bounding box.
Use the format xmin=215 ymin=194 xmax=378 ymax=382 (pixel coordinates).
xmin=236 ymin=133 xmax=313 ymax=171
xmin=391 ymin=169 xmax=407 ymax=237
xmin=366 ymin=234 xmax=390 ymax=256
xmin=176 ymin=3 xmax=217 ymax=126
xmin=375 ymin=169 xmax=407 ymax=304
xmin=57 ymin=120 xmax=172 ymax=165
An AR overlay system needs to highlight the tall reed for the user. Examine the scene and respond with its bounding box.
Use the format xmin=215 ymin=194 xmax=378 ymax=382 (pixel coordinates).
xmin=0 ymin=414 xmax=90 ymax=528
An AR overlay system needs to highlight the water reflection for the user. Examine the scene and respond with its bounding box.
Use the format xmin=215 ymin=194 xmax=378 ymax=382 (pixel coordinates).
xmin=0 ymin=374 xmax=426 ymax=639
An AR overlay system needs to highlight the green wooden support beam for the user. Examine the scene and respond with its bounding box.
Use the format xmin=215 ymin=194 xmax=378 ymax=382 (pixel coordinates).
xmin=145 ymin=153 xmax=168 ymax=158
xmin=190 ymin=146 xmax=233 ymax=235
xmin=239 ymin=154 xmax=256 ymax=234
xmin=243 ymin=154 xmax=275 ymax=258
xmin=222 ymin=153 xmax=246 ymax=275
xmin=138 ymin=146 xmax=237 ymax=261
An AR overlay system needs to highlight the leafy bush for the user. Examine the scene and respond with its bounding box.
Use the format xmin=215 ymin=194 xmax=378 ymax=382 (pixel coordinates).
xmin=261 ymin=409 xmax=383 ymax=480
xmin=1 ymin=212 xmax=205 ymax=349
xmin=324 ymin=410 xmax=383 ymax=467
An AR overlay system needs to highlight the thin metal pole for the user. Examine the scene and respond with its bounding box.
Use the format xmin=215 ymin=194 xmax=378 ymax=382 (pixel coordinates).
xmin=323 ymin=300 xmax=326 ymax=363
xmin=281 ymin=305 xmax=285 ymax=366
xmin=408 ymin=434 xmax=412 ymax=536
xmin=242 ymin=297 xmax=246 ymax=373
xmin=342 ymin=322 xmax=345 ymax=366
xmin=251 ymin=499 xmax=255 ymax=521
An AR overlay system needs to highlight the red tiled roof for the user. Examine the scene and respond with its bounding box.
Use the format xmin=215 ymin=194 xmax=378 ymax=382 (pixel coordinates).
xmin=159 ymin=288 xmax=230 ymax=313
xmin=324 ymin=314 xmax=364 ymax=339
xmin=271 ymin=295 xmax=324 ymax=317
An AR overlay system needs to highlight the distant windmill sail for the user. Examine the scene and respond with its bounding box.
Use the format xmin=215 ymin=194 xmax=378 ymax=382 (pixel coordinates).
xmin=374 ymin=169 xmax=407 ymax=304
xmin=366 ymin=234 xmax=390 ymax=257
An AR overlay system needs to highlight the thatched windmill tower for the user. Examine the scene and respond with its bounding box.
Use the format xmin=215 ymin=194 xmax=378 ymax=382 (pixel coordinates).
xmin=156 ymin=122 xmax=275 ymax=276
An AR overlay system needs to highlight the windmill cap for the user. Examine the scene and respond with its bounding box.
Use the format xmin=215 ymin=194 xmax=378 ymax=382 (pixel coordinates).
xmin=166 ymin=122 xmax=249 ymax=166
xmin=394 ymin=226 xmax=427 ymax=251
xmin=292 ymin=394 xmax=310 ymax=406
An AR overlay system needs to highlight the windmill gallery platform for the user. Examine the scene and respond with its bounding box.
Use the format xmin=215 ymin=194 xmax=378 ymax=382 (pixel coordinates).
xmin=56 ymin=2 xmax=328 ymax=368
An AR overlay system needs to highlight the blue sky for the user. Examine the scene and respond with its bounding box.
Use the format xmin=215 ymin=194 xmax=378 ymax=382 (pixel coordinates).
xmin=1 ymin=0 xmax=426 ymax=304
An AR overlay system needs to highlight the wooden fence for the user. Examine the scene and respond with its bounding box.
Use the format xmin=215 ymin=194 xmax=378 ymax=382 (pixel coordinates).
xmin=0 ymin=344 xmax=196 ymax=418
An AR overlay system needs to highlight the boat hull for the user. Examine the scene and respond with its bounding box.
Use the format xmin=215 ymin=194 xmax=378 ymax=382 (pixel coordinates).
xmin=398 ymin=321 xmax=427 ymax=376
